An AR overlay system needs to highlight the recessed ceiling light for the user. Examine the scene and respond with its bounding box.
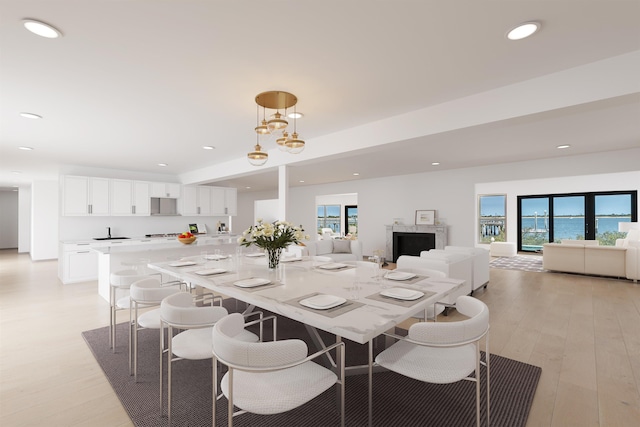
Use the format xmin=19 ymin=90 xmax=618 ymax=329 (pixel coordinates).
xmin=287 ymin=112 xmax=304 ymax=119
xmin=18 ymin=146 xmax=34 ymax=151
xmin=245 ymin=186 xmax=251 ymax=189
xmin=12 ymin=171 xmax=22 ymax=174
xmin=158 ymin=163 xmax=168 ymax=167
xmin=20 ymin=112 xmax=42 ymax=119
xmin=202 ymin=146 xmax=215 ymax=150
xmin=299 ymin=180 xmax=305 ymax=183
xmin=22 ymin=19 xmax=62 ymax=38
xmin=557 ymin=144 xmax=571 ymax=149
xmin=506 ymin=21 xmax=540 ymax=40
xmin=431 ymin=162 xmax=440 ymax=166
xmin=353 ymin=173 xmax=360 ymax=176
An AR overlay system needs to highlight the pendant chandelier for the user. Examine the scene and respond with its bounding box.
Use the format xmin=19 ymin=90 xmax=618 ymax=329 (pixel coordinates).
xmin=247 ymin=91 xmax=305 ymax=166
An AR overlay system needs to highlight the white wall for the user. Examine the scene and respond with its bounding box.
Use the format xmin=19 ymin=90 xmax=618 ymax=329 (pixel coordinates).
xmin=30 ymin=181 xmax=59 ymax=260
xmin=0 ymin=191 xmax=18 ymax=249
xmin=237 ymin=148 xmax=640 ymax=259
xmin=18 ymin=186 xmax=31 ymax=253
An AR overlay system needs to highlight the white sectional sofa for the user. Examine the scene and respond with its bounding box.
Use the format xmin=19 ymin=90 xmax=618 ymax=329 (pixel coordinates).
xmin=542 ymin=239 xmax=638 ymax=280
xmin=441 ymin=246 xmax=490 ymax=292
xmin=298 ymin=239 xmax=363 ymax=263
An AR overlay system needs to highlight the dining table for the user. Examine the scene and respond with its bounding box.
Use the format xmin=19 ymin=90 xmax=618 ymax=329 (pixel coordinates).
xmin=148 ymin=251 xmax=465 ymax=425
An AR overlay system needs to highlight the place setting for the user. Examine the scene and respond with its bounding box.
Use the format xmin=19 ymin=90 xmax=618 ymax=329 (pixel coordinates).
xmin=286 ymin=292 xmax=363 ymax=318
xmin=221 ymin=276 xmax=285 ymax=292
xmin=366 ymin=285 xmax=436 ymax=307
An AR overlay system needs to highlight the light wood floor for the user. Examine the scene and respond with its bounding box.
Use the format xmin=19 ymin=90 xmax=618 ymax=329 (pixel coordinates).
xmin=1 ymin=249 xmax=639 ymax=426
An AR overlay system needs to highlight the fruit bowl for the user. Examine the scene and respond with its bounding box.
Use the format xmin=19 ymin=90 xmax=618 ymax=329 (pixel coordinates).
xmin=178 ymin=236 xmax=197 ymax=245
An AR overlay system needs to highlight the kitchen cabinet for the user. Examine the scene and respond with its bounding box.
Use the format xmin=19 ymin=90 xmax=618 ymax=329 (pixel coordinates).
xmin=62 ymin=176 xmax=110 ymax=216
xmin=150 ymin=182 xmax=181 ymax=198
xmin=181 ymin=185 xmax=212 ymax=216
xmin=211 ymin=187 xmax=237 ymax=216
xmin=111 ymin=180 xmax=150 ymax=216
xmin=59 ymin=242 xmax=101 ymax=283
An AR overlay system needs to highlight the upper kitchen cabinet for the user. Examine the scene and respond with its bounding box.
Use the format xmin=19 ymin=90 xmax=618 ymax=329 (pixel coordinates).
xmin=62 ymin=176 xmax=110 ymax=216
xmin=150 ymin=182 xmax=181 ymax=198
xmin=181 ymin=185 xmax=212 ymax=216
xmin=211 ymin=187 xmax=237 ymax=216
xmin=111 ymin=180 xmax=150 ymax=216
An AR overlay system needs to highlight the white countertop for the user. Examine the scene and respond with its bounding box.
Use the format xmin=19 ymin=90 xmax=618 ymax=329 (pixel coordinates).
xmin=60 ymin=233 xmax=237 ymax=245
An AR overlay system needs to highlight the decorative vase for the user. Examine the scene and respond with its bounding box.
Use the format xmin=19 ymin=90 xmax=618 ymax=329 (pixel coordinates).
xmin=266 ymin=248 xmax=283 ymax=270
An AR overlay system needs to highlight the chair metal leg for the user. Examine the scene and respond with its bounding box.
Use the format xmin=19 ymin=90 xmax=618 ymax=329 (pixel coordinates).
xmin=159 ymin=322 xmax=164 ymax=416
xmin=227 ymin=368 xmax=233 ymax=427
xmin=167 ymin=325 xmax=173 ymax=425
xmin=212 ymin=357 xmax=218 ymax=427
xmin=368 ymin=339 xmax=372 ymax=427
xmin=475 ymin=343 xmax=481 ymax=427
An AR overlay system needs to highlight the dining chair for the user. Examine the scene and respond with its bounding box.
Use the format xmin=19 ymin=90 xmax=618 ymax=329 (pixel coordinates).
xmin=159 ymin=292 xmax=259 ymax=425
xmin=128 ymin=277 xmax=181 ymax=381
xmin=109 ymin=269 xmax=157 ymax=352
xmin=212 ymin=312 xmax=345 ymax=427
xmin=374 ymin=295 xmax=490 ymax=427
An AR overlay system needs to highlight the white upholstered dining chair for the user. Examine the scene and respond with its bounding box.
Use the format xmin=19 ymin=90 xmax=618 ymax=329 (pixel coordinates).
xmin=109 ymin=269 xmax=156 ymax=351
xmin=159 ymin=292 xmax=259 ymax=425
xmin=374 ymin=295 xmax=490 ymax=427
xmin=128 ymin=277 xmax=181 ymax=381
xmin=212 ymin=312 xmax=345 ymax=427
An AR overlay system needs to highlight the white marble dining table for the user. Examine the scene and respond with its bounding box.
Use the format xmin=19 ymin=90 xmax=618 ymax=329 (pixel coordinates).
xmin=147 ymin=253 xmax=465 ymax=346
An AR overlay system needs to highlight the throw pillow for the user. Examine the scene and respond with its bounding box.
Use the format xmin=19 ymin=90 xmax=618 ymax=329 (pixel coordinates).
xmin=332 ymin=240 xmax=352 ymax=254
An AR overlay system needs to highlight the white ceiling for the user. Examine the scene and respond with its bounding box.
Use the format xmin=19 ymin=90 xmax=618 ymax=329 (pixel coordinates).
xmin=1 ymin=1 xmax=639 ymax=193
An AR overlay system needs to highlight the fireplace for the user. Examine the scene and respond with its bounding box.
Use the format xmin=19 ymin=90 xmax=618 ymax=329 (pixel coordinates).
xmin=393 ymin=232 xmax=435 ymax=262
xmin=385 ymin=224 xmax=447 ymax=262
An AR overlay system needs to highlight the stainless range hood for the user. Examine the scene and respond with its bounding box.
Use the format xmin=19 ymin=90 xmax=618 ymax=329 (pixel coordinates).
xmin=150 ymin=197 xmax=180 ymax=216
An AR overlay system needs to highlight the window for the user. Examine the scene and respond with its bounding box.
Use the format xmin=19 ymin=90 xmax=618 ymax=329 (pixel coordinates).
xmin=518 ymin=190 xmax=637 ymax=251
xmin=478 ymin=194 xmax=506 ymax=244
xmin=345 ymin=205 xmax=358 ymax=237
xmin=317 ymin=205 xmax=341 ymax=234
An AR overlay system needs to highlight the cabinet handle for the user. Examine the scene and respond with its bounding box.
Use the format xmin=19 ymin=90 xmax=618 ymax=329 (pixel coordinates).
xmin=225 ymin=207 xmax=228 ymax=214
xmin=77 ymin=251 xmax=90 ymax=254
xmin=166 ymin=192 xmax=170 ymax=197
xmin=132 ymin=205 xmax=136 ymax=214
xmin=197 ymin=206 xmax=201 ymax=215
xmin=77 ymin=243 xmax=90 ymax=246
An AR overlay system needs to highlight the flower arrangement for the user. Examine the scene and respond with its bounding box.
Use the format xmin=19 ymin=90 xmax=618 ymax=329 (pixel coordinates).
xmin=238 ymin=219 xmax=309 ymax=268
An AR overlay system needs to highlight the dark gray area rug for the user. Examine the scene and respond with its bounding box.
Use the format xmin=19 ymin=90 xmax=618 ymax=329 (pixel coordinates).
xmin=82 ymin=301 xmax=541 ymax=427
xmin=490 ymin=255 xmax=545 ymax=272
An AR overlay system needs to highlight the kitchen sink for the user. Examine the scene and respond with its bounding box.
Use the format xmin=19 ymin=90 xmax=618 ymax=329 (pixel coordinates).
xmin=93 ymin=237 xmax=130 ymax=240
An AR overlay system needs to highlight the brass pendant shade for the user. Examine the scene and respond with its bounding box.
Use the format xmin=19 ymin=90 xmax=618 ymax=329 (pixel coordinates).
xmin=248 ymin=90 xmax=305 ymax=165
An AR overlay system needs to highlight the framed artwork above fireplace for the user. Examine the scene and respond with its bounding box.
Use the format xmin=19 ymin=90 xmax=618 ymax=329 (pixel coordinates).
xmin=415 ymin=210 xmax=436 ymax=225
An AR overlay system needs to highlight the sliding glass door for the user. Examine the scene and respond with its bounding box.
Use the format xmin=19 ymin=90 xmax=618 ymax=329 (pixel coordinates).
xmin=518 ymin=190 xmax=637 ymax=252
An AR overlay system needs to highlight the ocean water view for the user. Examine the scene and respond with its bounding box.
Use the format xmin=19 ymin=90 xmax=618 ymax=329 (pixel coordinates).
xmin=522 ymin=216 xmax=630 ymax=241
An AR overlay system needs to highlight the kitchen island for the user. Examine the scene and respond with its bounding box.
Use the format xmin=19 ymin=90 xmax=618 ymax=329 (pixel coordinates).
xmin=91 ymin=234 xmax=239 ymax=301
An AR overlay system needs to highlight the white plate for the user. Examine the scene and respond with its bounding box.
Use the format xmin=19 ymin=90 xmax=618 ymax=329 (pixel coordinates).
xmin=380 ymin=288 xmax=424 ymax=301
xmin=245 ymin=252 xmax=265 ymax=257
xmin=194 ymin=268 xmax=227 ymax=276
xmin=385 ymin=271 xmax=417 ymax=281
xmin=204 ymin=254 xmax=227 ymax=260
xmin=317 ymin=263 xmax=348 ymax=270
xmin=233 ymin=277 xmax=271 ymax=288
xmin=168 ymin=261 xmax=197 ymax=267
xmin=299 ymin=294 xmax=347 ymax=310
xmin=281 ymin=257 xmax=302 ymax=263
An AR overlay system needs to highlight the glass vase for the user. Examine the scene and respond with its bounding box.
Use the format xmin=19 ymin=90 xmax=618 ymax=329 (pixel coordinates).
xmin=266 ymin=248 xmax=283 ymax=270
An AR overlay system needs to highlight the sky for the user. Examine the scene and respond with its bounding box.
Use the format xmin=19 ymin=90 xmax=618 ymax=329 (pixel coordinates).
xmin=520 ymin=194 xmax=632 ymax=216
